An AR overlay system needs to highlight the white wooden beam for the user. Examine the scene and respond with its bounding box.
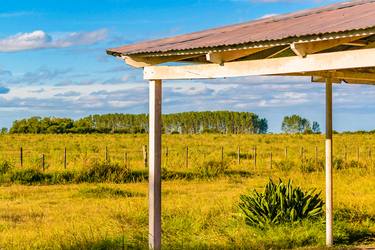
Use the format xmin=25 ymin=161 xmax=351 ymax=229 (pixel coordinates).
xmin=144 ymin=48 xmax=375 ymax=80
xmin=149 ymin=80 xmax=162 ymax=250
xmin=325 ymin=78 xmax=333 ymax=247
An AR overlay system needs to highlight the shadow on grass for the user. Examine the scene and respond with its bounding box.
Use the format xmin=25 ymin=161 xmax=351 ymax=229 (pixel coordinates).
xmin=334 ymin=223 xmax=375 ymax=246
xmin=61 ymin=237 xmax=148 ymax=250
xmin=0 ymin=164 xmax=253 ymax=185
xmin=334 ymin=208 xmax=375 ymax=246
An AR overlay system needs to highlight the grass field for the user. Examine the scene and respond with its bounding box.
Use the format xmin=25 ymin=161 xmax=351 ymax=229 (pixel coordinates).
xmin=0 ymin=134 xmax=375 ymax=249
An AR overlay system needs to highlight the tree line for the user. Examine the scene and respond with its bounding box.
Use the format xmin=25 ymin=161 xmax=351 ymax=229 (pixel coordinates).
xmin=8 ymin=111 xmax=268 ymax=134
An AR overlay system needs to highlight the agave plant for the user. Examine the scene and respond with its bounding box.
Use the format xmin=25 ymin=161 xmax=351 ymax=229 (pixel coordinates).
xmin=239 ymin=179 xmax=324 ymax=228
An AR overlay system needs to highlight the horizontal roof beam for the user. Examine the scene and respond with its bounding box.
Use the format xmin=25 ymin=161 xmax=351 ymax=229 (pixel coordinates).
xmin=309 ymin=70 xmax=375 ymax=85
xmin=206 ymin=48 xmax=267 ymax=64
xmin=144 ymin=48 xmax=375 ymax=80
xmin=123 ymin=54 xmax=201 ymax=68
xmin=290 ymin=36 xmax=366 ymax=57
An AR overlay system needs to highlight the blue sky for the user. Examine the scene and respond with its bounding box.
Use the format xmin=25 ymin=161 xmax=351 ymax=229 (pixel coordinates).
xmin=1 ymin=0 xmax=374 ymax=132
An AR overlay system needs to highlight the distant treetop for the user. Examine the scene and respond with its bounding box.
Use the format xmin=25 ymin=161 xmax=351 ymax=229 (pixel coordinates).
xmin=281 ymin=115 xmax=320 ymax=134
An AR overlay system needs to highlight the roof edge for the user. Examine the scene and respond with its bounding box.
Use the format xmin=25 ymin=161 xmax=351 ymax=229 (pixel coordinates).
xmin=107 ymin=27 xmax=375 ymax=58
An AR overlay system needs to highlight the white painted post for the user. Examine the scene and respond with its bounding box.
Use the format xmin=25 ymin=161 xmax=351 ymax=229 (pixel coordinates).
xmin=325 ymin=78 xmax=333 ymax=247
xmin=149 ymin=80 xmax=162 ymax=250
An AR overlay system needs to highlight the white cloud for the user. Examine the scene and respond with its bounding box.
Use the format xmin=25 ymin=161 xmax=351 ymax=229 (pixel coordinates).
xmin=260 ymin=13 xmax=279 ymax=19
xmin=108 ymin=100 xmax=140 ymax=108
xmin=0 ymin=11 xmax=34 ymax=18
xmin=0 ymin=29 xmax=108 ymax=52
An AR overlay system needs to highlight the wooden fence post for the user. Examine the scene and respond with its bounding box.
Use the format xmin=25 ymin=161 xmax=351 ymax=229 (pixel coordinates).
xmin=143 ymin=145 xmax=148 ymax=168
xmin=237 ymin=146 xmax=240 ymax=165
xmin=253 ymin=146 xmax=257 ymax=169
xmin=270 ymin=151 xmax=272 ymax=170
xmin=221 ymin=146 xmax=224 ymax=167
xmin=105 ymin=146 xmax=109 ymax=163
xmin=64 ymin=147 xmax=67 ymax=169
xmin=20 ymin=147 xmax=23 ymax=168
xmin=370 ymin=148 xmax=373 ymax=169
xmin=42 ymin=154 xmax=45 ymax=171
xmin=165 ymin=146 xmax=169 ymax=167
xmin=124 ymin=150 xmax=128 ymax=168
xmin=301 ymin=147 xmax=304 ymax=161
xmin=357 ymin=146 xmax=360 ymax=162
xmin=185 ymin=146 xmax=189 ymax=168
xmin=369 ymin=148 xmax=372 ymax=160
xmin=285 ymin=146 xmax=288 ymax=160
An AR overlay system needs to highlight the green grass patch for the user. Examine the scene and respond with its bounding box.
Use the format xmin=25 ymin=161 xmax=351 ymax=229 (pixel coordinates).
xmin=79 ymin=186 xmax=145 ymax=198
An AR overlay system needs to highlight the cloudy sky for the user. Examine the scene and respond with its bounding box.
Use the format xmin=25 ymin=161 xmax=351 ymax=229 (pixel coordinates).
xmin=0 ymin=0 xmax=374 ymax=132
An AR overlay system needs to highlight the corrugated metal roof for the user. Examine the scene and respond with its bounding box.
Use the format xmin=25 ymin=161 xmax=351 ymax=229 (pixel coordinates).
xmin=107 ymin=0 xmax=375 ymax=56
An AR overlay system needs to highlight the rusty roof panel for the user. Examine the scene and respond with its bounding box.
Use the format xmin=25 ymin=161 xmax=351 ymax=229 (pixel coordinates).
xmin=107 ymin=0 xmax=375 ymax=56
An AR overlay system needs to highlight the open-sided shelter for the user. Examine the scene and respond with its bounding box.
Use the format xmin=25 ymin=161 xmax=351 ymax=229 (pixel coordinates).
xmin=107 ymin=1 xmax=375 ymax=248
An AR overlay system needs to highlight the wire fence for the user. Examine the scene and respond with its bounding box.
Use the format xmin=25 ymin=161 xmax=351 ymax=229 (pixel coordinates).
xmin=2 ymin=144 xmax=374 ymax=172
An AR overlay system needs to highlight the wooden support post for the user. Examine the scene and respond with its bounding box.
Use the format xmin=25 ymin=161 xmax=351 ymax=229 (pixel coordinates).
xmin=149 ymin=79 xmax=162 ymax=250
xmin=20 ymin=147 xmax=23 ymax=168
xmin=325 ymin=78 xmax=333 ymax=247
xmin=185 ymin=146 xmax=189 ymax=168
xmin=64 ymin=147 xmax=67 ymax=169
xmin=143 ymin=145 xmax=148 ymax=168
xmin=237 ymin=146 xmax=240 ymax=165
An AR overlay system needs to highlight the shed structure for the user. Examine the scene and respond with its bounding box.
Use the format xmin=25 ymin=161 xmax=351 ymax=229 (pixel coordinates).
xmin=107 ymin=0 xmax=375 ymax=249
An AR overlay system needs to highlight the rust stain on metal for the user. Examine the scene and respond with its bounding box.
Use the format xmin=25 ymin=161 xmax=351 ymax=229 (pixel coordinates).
xmin=107 ymin=0 xmax=375 ymax=56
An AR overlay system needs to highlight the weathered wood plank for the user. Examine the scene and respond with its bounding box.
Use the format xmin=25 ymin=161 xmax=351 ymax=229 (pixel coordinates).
xmin=144 ymin=48 xmax=375 ymax=80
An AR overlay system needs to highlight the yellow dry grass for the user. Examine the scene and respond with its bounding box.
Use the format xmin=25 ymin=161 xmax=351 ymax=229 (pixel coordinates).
xmin=0 ymin=134 xmax=374 ymax=249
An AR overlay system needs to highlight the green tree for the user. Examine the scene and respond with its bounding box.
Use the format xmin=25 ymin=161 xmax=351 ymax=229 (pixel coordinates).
xmin=281 ymin=115 xmax=311 ymax=134
xmin=312 ymin=121 xmax=321 ymax=134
